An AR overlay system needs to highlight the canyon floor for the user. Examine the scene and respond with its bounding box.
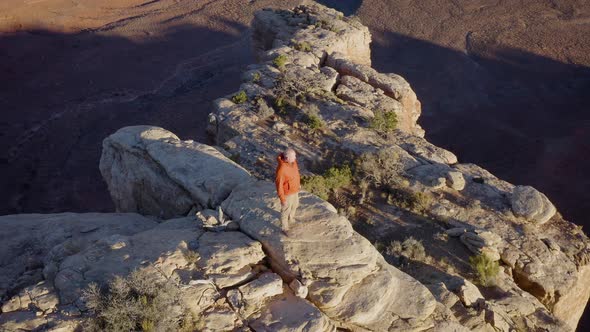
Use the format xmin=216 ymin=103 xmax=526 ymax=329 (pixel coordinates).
xmin=1 ymin=0 xmax=589 ymax=328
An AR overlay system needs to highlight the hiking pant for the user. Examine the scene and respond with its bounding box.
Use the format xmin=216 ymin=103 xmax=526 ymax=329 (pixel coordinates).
xmin=281 ymin=192 xmax=299 ymax=229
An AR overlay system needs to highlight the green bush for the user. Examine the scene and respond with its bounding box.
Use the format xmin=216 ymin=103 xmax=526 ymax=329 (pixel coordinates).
xmin=252 ymin=72 xmax=261 ymax=83
xmin=83 ymin=269 xmax=197 ymax=332
xmin=273 ymin=54 xmax=288 ymax=69
xmin=301 ymin=175 xmax=329 ymax=200
xmin=231 ymin=90 xmax=248 ymax=104
xmin=387 ymin=189 xmax=432 ymax=215
xmin=304 ymin=113 xmax=324 ymax=130
xmin=293 ymin=41 xmax=312 ymax=52
xmin=324 ymin=165 xmax=352 ymax=189
xmin=369 ymin=110 xmax=398 ymax=134
xmin=469 ymin=253 xmax=500 ymax=286
xmin=302 ymin=165 xmax=353 ymax=200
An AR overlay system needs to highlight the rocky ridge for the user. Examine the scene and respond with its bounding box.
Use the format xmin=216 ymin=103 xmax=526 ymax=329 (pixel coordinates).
xmin=1 ymin=2 xmax=589 ymax=332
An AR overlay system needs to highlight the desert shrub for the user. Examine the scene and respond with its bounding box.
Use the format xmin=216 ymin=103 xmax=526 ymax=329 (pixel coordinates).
xmin=387 ymin=237 xmax=427 ymax=262
xmin=387 ymin=189 xmax=432 ymax=215
xmin=83 ymin=269 xmax=196 ymax=332
xmin=293 ymin=41 xmax=312 ymax=52
xmin=231 ymin=90 xmax=248 ymax=104
xmin=304 ymin=112 xmax=324 ymax=130
xmin=302 ymin=165 xmax=352 ymax=200
xmin=355 ymin=148 xmax=406 ymax=190
xmin=301 ymin=175 xmax=329 ymax=200
xmin=469 ymin=253 xmax=500 ymax=286
xmin=273 ymin=54 xmax=288 ymax=69
xmin=369 ymin=110 xmax=398 ymax=134
xmin=252 ymin=72 xmax=261 ymax=83
xmin=324 ymin=165 xmax=352 ymax=190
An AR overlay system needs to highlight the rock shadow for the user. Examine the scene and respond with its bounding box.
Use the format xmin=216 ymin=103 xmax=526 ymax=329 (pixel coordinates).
xmin=315 ymin=0 xmax=363 ymax=16
xmin=0 ymin=21 xmax=251 ymax=216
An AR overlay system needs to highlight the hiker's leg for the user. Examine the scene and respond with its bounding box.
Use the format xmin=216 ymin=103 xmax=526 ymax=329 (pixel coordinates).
xmin=289 ymin=193 xmax=299 ymax=222
xmin=281 ymin=199 xmax=291 ymax=230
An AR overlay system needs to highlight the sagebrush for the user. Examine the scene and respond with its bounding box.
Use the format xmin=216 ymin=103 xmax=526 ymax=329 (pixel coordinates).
xmin=469 ymin=253 xmax=500 ymax=286
xmin=369 ymin=110 xmax=398 ymax=134
xmin=302 ymin=165 xmax=352 ymax=200
xmin=231 ymin=90 xmax=248 ymax=104
xmin=83 ymin=269 xmax=197 ymax=332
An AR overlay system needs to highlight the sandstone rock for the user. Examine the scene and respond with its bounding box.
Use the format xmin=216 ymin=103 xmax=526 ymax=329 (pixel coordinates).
xmin=222 ymin=180 xmax=436 ymax=330
xmin=289 ymin=279 xmax=308 ymax=299
xmin=454 ymin=279 xmax=484 ymax=308
xmin=54 ymin=217 xmax=201 ymax=304
xmin=227 ymin=272 xmax=283 ymax=317
xmin=100 ymin=126 xmax=252 ymax=217
xmin=446 ymin=171 xmax=466 ymax=191
xmin=326 ymin=52 xmax=424 ymax=136
xmin=511 ymin=185 xmax=557 ymax=224
xmin=0 ymin=213 xmax=156 ymax=306
xmin=398 ymin=134 xmax=458 ymax=164
xmin=253 ymin=4 xmax=371 ymax=66
xmin=427 ymin=282 xmax=460 ymax=309
xmin=196 ymin=231 xmax=266 ymax=288
xmin=178 ymin=280 xmax=219 ymax=318
xmin=199 ymin=300 xmax=242 ymax=332
xmin=250 ymin=291 xmax=336 ymax=332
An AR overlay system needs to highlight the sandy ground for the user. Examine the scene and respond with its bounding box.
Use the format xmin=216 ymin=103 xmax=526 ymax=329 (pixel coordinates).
xmin=0 ymin=0 xmax=589 ymax=327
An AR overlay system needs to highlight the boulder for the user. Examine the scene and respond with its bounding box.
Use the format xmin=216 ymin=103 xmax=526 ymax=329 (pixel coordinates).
xmin=511 ymin=185 xmax=557 ymax=224
xmin=227 ymin=272 xmax=283 ymax=317
xmin=454 ymin=279 xmax=485 ymax=308
xmin=196 ymin=231 xmax=266 ymax=288
xmin=100 ymin=126 xmax=252 ymax=218
xmin=289 ymin=279 xmax=308 ymax=299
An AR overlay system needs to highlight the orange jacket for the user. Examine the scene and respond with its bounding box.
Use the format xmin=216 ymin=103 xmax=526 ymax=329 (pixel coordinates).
xmin=275 ymin=154 xmax=301 ymax=204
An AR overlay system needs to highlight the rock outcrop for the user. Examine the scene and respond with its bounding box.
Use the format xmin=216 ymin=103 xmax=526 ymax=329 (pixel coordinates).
xmin=1 ymin=2 xmax=589 ymax=332
xmin=204 ymin=2 xmax=590 ymax=331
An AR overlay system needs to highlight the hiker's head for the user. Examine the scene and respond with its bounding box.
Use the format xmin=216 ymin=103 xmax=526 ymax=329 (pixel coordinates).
xmin=284 ymin=148 xmax=296 ymax=163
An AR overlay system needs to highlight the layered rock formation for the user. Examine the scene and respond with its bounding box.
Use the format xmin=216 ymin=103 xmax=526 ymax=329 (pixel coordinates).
xmin=1 ymin=2 xmax=589 ymax=332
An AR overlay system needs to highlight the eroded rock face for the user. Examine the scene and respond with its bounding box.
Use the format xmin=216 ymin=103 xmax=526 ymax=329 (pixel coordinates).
xmin=100 ymin=126 xmax=252 ymax=218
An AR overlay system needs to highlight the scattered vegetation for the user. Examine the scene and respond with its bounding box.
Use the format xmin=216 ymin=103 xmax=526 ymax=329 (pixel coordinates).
xmin=293 ymin=40 xmax=312 ymax=52
xmin=302 ymin=165 xmax=352 ymax=200
xmin=369 ymin=110 xmax=398 ymax=134
xmin=355 ymin=148 xmax=406 ymax=189
xmin=231 ymin=90 xmax=248 ymax=104
xmin=387 ymin=189 xmax=433 ymax=215
xmin=387 ymin=237 xmax=427 ymax=262
xmin=252 ymin=72 xmax=261 ymax=83
xmin=83 ymin=269 xmax=197 ymax=332
xmin=303 ymin=112 xmax=324 ymax=130
xmin=469 ymin=253 xmax=500 ymax=286
xmin=273 ymin=54 xmax=288 ymax=69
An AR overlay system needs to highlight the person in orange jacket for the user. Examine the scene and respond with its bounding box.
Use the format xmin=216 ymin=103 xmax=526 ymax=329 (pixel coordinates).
xmin=275 ymin=148 xmax=301 ymax=233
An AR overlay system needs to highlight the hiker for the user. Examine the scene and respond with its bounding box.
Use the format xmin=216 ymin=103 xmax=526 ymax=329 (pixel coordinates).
xmin=275 ymin=148 xmax=301 ymax=233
